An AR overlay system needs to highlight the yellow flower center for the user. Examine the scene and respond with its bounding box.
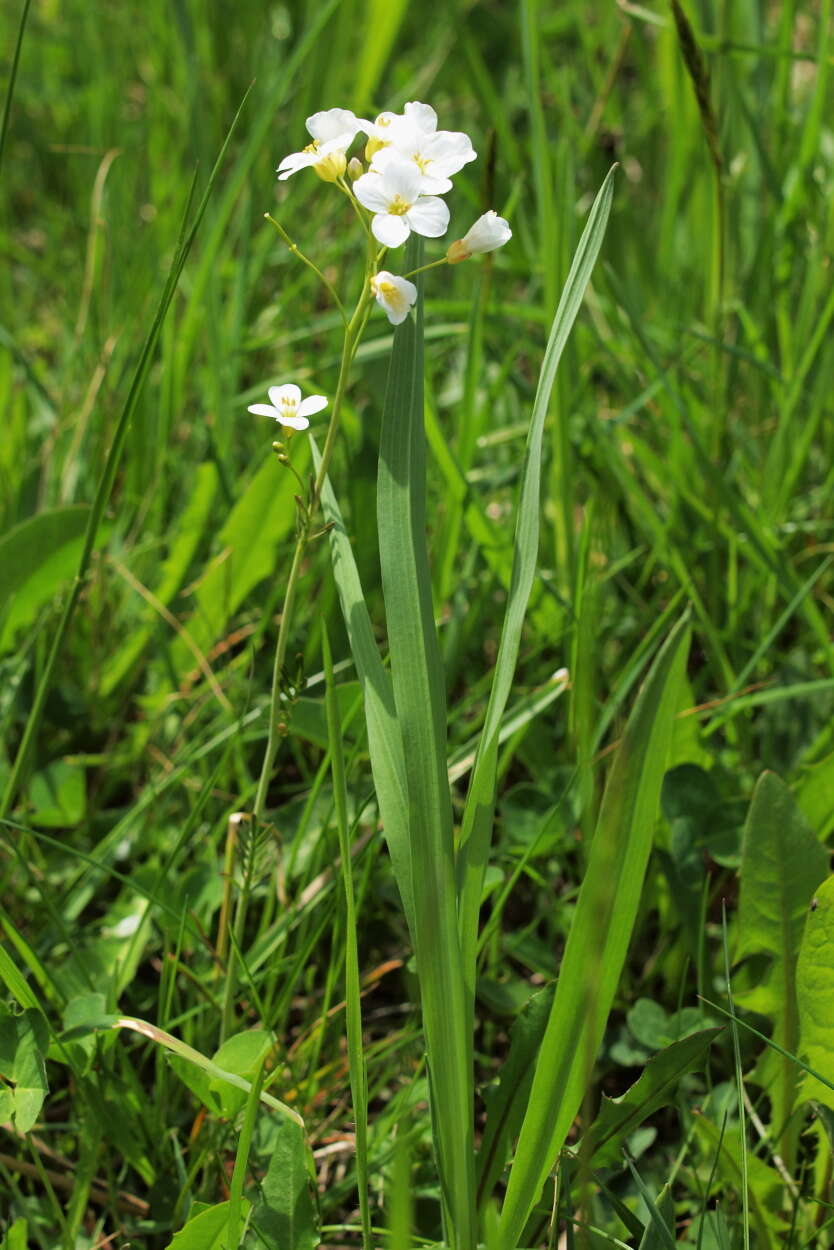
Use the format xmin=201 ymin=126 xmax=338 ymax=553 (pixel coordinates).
xmin=303 ymin=141 xmax=320 ymax=154
xmin=377 ymin=280 xmax=396 ymax=297
xmin=414 ymin=154 xmax=430 ymax=173
xmin=388 ymin=195 xmax=410 ymax=216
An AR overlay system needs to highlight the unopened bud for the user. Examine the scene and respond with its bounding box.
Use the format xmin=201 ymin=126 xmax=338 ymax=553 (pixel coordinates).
xmin=365 ymin=137 xmax=386 ymax=161
xmin=347 ymin=157 xmax=364 ymax=181
xmin=313 ymin=150 xmax=347 ymax=183
xmin=446 ymin=239 xmax=471 ymax=265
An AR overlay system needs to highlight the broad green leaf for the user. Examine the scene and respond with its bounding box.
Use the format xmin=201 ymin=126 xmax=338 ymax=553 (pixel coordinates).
xmin=210 ymin=1029 xmax=274 ymax=1117
xmin=101 ymin=460 xmax=219 ymax=693
xmin=248 ymin=1118 xmax=319 ymax=1250
xmin=0 ymin=1006 xmax=48 ymax=1132
xmin=170 ymin=448 xmax=308 ymax=675
xmin=497 ymin=614 xmax=690 ymax=1249
xmin=0 ymin=1217 xmax=28 ymax=1250
xmin=583 ymin=1028 xmax=720 ymax=1168
xmin=797 ymin=874 xmax=834 ymax=1110
xmin=26 ymin=758 xmax=86 ymax=828
xmin=314 ymin=440 xmax=413 ymax=938
xmin=456 ymin=167 xmax=617 ymax=1008
xmin=377 ymin=236 xmax=475 ymax=1250
xmin=0 ymin=506 xmax=91 ymax=651
xmin=165 ymin=1199 xmax=249 ymax=1250
xmin=736 ymin=771 xmax=828 ymax=1138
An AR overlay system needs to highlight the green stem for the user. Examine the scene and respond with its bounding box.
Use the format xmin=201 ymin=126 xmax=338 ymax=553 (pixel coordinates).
xmin=403 ymin=256 xmax=450 ymax=278
xmin=264 ymin=213 xmax=347 ymax=321
xmin=252 ymin=284 xmax=371 ymax=822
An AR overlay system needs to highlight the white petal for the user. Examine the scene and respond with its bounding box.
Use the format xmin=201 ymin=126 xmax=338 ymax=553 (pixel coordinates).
xmin=371 ymin=213 xmax=411 ymax=247
xmin=248 ymin=404 xmax=281 ymax=420
xmin=353 ymin=171 xmax=392 ymax=213
xmin=424 ymin=130 xmax=476 ymax=164
xmin=269 ymin=384 xmax=301 ymax=408
xmin=296 ymin=394 xmax=328 ymax=418
xmin=415 ymin=172 xmax=453 ymax=195
xmin=306 ymin=108 xmax=360 ymax=144
xmin=376 ymin=154 xmax=422 ymax=203
xmin=462 ymin=210 xmax=512 ymax=253
xmin=278 ymin=413 xmax=311 ymax=431
xmin=276 ymin=150 xmax=319 ymax=180
xmin=405 ymin=196 xmax=450 ymax=238
xmin=403 ymin=101 xmax=438 ymax=134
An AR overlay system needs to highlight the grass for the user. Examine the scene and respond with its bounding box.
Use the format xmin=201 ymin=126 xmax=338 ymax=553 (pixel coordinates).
xmin=2 ymin=0 xmax=834 ymax=1247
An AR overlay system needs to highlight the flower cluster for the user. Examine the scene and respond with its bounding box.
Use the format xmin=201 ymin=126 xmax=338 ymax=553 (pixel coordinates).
xmin=252 ymin=101 xmax=511 ymax=437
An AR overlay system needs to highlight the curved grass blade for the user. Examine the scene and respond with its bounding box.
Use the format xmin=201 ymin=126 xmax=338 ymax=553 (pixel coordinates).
xmin=456 ymin=166 xmax=617 ymax=1004
xmin=497 ymin=613 xmax=690 ymax=1249
xmin=377 ymin=238 xmax=475 ymax=1250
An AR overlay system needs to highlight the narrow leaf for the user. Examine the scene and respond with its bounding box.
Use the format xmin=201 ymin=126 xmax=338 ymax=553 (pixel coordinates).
xmin=377 ymin=237 xmax=475 ymax=1250
xmin=498 ymin=614 xmax=690 ymax=1248
xmin=313 ymin=441 xmax=413 ymax=937
xmin=456 ymin=166 xmax=617 ymax=1002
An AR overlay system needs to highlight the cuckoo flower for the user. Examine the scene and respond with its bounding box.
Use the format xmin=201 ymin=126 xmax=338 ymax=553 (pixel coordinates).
xmin=370 ymin=271 xmax=418 ymax=325
xmin=248 ymin=384 xmax=327 ymax=431
xmin=446 ymin=211 xmax=512 ymax=262
xmin=353 ymin=155 xmax=449 ymax=247
xmin=277 ymin=109 xmax=363 ymax=182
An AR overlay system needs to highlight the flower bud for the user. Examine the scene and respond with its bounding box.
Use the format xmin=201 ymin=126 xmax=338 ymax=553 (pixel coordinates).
xmin=347 ymin=156 xmax=364 ymax=181
xmin=313 ymin=150 xmax=347 ymax=183
xmin=446 ymin=211 xmax=512 ymax=264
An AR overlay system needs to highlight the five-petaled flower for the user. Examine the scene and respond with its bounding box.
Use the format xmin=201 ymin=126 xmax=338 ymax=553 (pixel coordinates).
xmin=371 ymin=271 xmax=418 ymax=325
xmin=446 ymin=211 xmax=512 ymax=263
xmin=248 ymin=384 xmax=328 ymax=431
xmin=353 ymin=156 xmax=450 ymax=247
xmin=277 ymin=109 xmax=363 ymax=183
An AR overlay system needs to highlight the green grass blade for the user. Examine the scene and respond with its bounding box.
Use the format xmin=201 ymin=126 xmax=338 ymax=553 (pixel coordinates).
xmin=312 ymin=440 xmax=414 ymax=939
xmin=376 ymin=237 xmax=475 ymax=1250
xmin=0 ymin=0 xmax=31 ymax=183
xmin=456 ymin=166 xmax=617 ymax=998
xmin=322 ymin=624 xmax=371 ymax=1250
xmin=497 ymin=613 xmax=691 ymax=1249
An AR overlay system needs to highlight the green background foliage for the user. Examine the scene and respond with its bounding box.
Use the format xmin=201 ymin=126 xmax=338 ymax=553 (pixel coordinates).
xmin=2 ymin=0 xmax=834 ymax=1246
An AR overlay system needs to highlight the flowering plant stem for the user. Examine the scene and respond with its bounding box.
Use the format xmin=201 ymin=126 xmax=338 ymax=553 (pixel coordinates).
xmin=252 ymin=282 xmax=371 ymax=825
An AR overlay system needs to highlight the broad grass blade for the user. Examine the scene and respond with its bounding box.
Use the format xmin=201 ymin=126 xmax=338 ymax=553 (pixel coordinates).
xmin=312 ymin=440 xmax=414 ymax=939
xmin=497 ymin=613 xmax=690 ymax=1249
xmin=457 ymin=167 xmax=617 ymax=1000
xmin=376 ymin=238 xmax=475 ymax=1250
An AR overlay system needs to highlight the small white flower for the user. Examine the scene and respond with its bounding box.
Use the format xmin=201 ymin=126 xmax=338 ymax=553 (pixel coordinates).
xmin=248 ymin=384 xmax=327 ymax=431
xmin=277 ymin=108 xmax=362 ymax=182
xmin=372 ymin=130 xmax=476 ymax=194
xmin=362 ymin=102 xmax=476 ymax=192
xmin=370 ymin=271 xmax=418 ymax=325
xmin=446 ymin=210 xmax=512 ymax=263
xmin=353 ymin=155 xmax=450 ymax=248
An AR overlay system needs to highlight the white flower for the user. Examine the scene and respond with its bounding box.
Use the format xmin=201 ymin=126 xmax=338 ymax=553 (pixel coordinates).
xmin=370 ymin=271 xmax=418 ymax=325
xmin=277 ymin=108 xmax=362 ymax=182
xmin=247 ymin=384 xmax=327 ymax=431
xmin=363 ymin=102 xmax=476 ymax=193
xmin=446 ymin=211 xmax=512 ymax=263
xmin=353 ymin=155 xmax=449 ymax=247
xmin=372 ymin=131 xmax=475 ymax=194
